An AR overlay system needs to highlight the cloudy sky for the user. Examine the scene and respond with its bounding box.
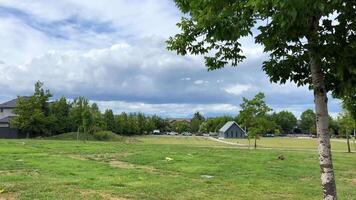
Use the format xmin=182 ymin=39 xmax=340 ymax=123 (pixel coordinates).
xmin=0 ymin=0 xmax=341 ymax=118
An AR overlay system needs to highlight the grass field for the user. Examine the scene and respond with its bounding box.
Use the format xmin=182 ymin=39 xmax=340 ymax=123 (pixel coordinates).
xmin=225 ymin=137 xmax=356 ymax=151
xmin=0 ymin=136 xmax=355 ymax=200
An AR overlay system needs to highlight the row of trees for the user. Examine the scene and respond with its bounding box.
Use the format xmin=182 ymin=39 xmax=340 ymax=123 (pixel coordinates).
xmin=13 ymin=82 xmax=354 ymax=141
xmin=12 ymin=82 xmax=169 ymax=138
xmin=173 ymin=93 xmax=353 ymax=139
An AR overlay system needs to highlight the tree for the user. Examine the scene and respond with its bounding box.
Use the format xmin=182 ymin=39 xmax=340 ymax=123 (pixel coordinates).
xmin=82 ymin=109 xmax=93 ymax=134
xmin=338 ymin=110 xmax=355 ymax=153
xmin=12 ymin=81 xmax=52 ymax=138
xmin=271 ymin=111 xmax=297 ymax=134
xmin=90 ymin=103 xmax=105 ymax=133
xmin=173 ymin=121 xmax=190 ymax=134
xmin=198 ymin=121 xmax=208 ymax=133
xmin=103 ymin=109 xmax=116 ymax=132
xmin=69 ymin=97 xmax=90 ymax=132
xmin=151 ymin=115 xmax=169 ymax=132
xmin=117 ymin=112 xmax=129 ymax=135
xmin=48 ymin=97 xmax=72 ymax=135
xmin=237 ymin=93 xmax=272 ymax=148
xmin=205 ymin=116 xmax=234 ymax=133
xmin=191 ymin=112 xmax=205 ymax=133
xmin=300 ymin=109 xmax=316 ymax=134
xmin=249 ymin=116 xmax=278 ymax=149
xmin=167 ymin=2 xmax=356 ymax=197
xmin=328 ymin=116 xmax=339 ymax=136
xmin=237 ymin=93 xmax=271 ymax=129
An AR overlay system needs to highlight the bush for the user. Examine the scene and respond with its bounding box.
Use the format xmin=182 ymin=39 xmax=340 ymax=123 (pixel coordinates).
xmin=93 ymin=131 xmax=113 ymax=141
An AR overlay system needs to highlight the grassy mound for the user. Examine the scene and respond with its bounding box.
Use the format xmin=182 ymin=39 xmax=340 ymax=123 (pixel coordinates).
xmin=49 ymin=131 xmax=126 ymax=142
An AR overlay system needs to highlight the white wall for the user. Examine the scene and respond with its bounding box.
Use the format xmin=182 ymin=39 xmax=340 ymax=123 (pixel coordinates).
xmin=0 ymin=108 xmax=15 ymax=119
xmin=0 ymin=123 xmax=9 ymax=127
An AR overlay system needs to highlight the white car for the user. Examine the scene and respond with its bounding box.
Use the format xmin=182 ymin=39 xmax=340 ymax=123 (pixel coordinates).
xmin=167 ymin=131 xmax=178 ymax=136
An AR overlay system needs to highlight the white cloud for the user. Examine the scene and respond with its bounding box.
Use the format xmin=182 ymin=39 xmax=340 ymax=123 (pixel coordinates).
xmin=0 ymin=0 xmax=342 ymax=117
xmin=181 ymin=77 xmax=191 ymax=81
xmin=194 ymin=80 xmax=209 ymax=85
xmin=224 ymin=84 xmax=251 ymax=95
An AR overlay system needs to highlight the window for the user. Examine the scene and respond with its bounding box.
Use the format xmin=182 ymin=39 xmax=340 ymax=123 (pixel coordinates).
xmin=0 ymin=108 xmax=3 ymax=113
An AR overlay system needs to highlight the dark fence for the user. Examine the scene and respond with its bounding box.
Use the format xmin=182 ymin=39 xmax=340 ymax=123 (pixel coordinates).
xmin=0 ymin=127 xmax=21 ymax=139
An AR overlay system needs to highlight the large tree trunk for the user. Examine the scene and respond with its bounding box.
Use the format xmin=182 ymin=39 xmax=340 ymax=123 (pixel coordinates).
xmin=308 ymin=15 xmax=337 ymax=200
xmin=309 ymin=45 xmax=337 ymax=200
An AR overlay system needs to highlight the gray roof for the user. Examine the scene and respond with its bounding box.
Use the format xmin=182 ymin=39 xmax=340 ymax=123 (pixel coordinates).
xmin=0 ymin=116 xmax=13 ymax=123
xmin=219 ymin=121 xmax=246 ymax=133
xmin=168 ymin=118 xmax=191 ymax=123
xmin=0 ymin=97 xmax=29 ymax=108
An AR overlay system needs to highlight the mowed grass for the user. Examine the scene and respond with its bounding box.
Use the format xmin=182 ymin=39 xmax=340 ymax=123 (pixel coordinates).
xmin=225 ymin=137 xmax=355 ymax=152
xmin=0 ymin=136 xmax=355 ymax=200
xmin=136 ymin=135 xmax=228 ymax=146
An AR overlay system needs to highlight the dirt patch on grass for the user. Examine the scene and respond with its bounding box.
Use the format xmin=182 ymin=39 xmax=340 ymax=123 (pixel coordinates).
xmin=67 ymin=153 xmax=181 ymax=177
xmin=67 ymin=154 xmax=159 ymax=173
xmin=68 ymin=152 xmax=133 ymax=162
xmin=0 ymin=193 xmax=17 ymax=200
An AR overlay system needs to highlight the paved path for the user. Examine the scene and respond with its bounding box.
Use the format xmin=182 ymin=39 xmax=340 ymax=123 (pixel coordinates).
xmin=206 ymin=137 xmax=247 ymax=146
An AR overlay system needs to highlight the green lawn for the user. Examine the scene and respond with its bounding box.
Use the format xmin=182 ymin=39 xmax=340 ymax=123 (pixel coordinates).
xmin=0 ymin=137 xmax=355 ymax=200
xmin=225 ymin=137 xmax=355 ymax=151
xmin=136 ymin=135 xmax=229 ymax=146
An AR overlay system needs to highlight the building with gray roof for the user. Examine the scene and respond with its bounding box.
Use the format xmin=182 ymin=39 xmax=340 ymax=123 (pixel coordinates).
xmin=219 ymin=121 xmax=246 ymax=138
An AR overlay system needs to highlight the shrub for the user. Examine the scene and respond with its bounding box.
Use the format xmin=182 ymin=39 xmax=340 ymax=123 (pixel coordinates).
xmin=92 ymin=131 xmax=113 ymax=141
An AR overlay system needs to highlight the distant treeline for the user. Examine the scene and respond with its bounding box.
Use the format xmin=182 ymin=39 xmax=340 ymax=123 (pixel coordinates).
xmin=11 ymin=81 xmax=354 ymax=138
xmin=12 ymin=82 xmax=171 ymax=138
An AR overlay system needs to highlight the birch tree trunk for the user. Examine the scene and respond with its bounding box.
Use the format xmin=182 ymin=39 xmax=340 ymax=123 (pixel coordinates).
xmin=309 ymin=51 xmax=337 ymax=200
xmin=308 ymin=15 xmax=337 ymax=200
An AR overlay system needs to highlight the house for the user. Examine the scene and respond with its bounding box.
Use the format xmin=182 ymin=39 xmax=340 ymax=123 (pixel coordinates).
xmin=218 ymin=121 xmax=246 ymax=138
xmin=0 ymin=97 xmax=28 ymax=139
xmin=168 ymin=118 xmax=191 ymax=124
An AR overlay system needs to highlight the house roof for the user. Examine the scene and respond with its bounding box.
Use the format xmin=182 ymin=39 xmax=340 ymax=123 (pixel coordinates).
xmin=0 ymin=116 xmax=13 ymax=124
xmin=168 ymin=118 xmax=191 ymax=123
xmin=219 ymin=121 xmax=246 ymax=134
xmin=0 ymin=97 xmax=29 ymax=108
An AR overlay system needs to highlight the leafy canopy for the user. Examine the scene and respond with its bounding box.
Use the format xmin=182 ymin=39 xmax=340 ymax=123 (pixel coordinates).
xmin=167 ymin=0 xmax=355 ymax=97
xmin=12 ymin=81 xmax=53 ymax=136
xmin=237 ymin=92 xmax=271 ymax=129
xmin=270 ymin=111 xmax=297 ymax=134
xmin=300 ymin=109 xmax=316 ymax=133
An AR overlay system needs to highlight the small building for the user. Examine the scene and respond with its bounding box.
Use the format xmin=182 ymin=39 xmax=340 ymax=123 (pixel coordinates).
xmin=0 ymin=116 xmax=20 ymax=139
xmin=219 ymin=121 xmax=246 ymax=138
xmin=0 ymin=97 xmax=28 ymax=139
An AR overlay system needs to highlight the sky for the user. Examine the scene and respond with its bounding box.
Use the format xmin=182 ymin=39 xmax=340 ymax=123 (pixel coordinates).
xmin=0 ymin=0 xmax=342 ymax=118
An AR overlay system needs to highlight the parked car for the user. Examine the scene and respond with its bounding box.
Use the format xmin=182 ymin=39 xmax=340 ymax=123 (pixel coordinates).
xmin=167 ymin=131 xmax=178 ymax=136
xmin=182 ymin=132 xmax=192 ymax=136
xmin=264 ymin=133 xmax=275 ymax=137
